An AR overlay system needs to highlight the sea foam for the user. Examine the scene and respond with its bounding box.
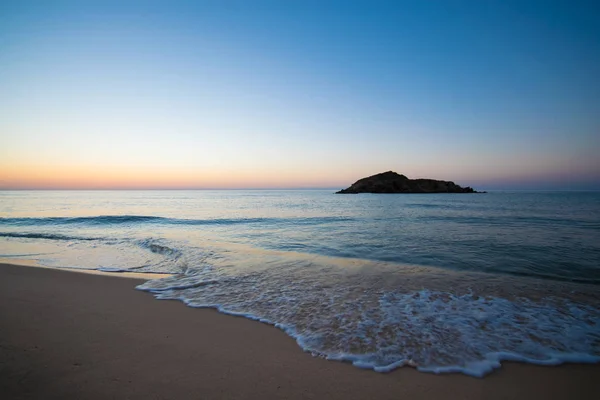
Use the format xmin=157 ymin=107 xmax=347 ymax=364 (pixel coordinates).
xmin=137 ymin=250 xmax=600 ymax=377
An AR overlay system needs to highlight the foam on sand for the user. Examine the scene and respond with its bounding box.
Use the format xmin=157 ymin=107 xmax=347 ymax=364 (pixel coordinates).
xmin=138 ymin=253 xmax=600 ymax=377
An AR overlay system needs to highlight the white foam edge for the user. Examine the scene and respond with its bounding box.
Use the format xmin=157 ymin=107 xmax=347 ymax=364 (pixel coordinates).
xmin=135 ymin=287 xmax=600 ymax=378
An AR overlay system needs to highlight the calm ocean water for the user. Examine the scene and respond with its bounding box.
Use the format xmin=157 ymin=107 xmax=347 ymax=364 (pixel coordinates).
xmin=1 ymin=190 xmax=599 ymax=376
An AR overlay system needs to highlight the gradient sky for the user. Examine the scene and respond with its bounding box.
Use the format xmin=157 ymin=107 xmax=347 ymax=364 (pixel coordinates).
xmin=1 ymin=0 xmax=599 ymax=189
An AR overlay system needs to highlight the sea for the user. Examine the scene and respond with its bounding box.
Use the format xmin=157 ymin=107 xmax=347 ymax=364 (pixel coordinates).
xmin=1 ymin=190 xmax=599 ymax=377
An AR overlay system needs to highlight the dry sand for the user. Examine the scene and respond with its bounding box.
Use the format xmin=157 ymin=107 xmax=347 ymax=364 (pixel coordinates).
xmin=1 ymin=262 xmax=599 ymax=400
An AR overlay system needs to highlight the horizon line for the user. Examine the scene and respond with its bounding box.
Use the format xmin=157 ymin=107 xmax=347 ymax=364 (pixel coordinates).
xmin=1 ymin=188 xmax=599 ymax=192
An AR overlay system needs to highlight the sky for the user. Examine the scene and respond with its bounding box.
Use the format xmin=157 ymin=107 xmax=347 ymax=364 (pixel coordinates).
xmin=0 ymin=0 xmax=599 ymax=190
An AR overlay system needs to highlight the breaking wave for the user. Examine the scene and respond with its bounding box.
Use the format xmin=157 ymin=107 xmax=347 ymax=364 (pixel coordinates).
xmin=137 ymin=253 xmax=600 ymax=377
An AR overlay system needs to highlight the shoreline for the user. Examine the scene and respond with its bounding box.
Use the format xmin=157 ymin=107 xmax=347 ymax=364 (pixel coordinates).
xmin=0 ymin=259 xmax=172 ymax=280
xmin=1 ymin=262 xmax=599 ymax=399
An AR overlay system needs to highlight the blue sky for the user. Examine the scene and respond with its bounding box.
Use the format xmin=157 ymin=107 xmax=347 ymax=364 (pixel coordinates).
xmin=1 ymin=1 xmax=598 ymax=189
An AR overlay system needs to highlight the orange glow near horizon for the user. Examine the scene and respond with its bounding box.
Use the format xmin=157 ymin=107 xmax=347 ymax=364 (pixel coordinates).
xmin=2 ymin=161 xmax=598 ymax=190
xmin=0 ymin=164 xmax=354 ymax=189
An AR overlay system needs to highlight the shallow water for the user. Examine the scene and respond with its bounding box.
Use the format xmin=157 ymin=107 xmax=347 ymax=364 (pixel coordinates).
xmin=1 ymin=190 xmax=599 ymax=376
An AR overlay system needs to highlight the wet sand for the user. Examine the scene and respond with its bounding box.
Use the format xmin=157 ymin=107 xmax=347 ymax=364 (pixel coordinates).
xmin=1 ymin=262 xmax=599 ymax=399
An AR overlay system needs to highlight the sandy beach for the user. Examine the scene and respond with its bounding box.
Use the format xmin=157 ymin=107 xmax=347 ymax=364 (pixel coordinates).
xmin=1 ymin=262 xmax=599 ymax=400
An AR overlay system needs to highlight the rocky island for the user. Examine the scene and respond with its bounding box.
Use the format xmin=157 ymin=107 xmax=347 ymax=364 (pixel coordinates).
xmin=336 ymin=171 xmax=483 ymax=194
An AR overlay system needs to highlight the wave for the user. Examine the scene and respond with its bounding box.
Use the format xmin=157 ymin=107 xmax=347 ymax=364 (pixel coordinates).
xmin=0 ymin=215 xmax=164 ymax=226
xmin=136 ymin=238 xmax=182 ymax=257
xmin=94 ymin=267 xmax=171 ymax=275
xmin=138 ymin=266 xmax=600 ymax=378
xmin=0 ymin=232 xmax=101 ymax=241
xmin=0 ymin=215 xmax=354 ymax=227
